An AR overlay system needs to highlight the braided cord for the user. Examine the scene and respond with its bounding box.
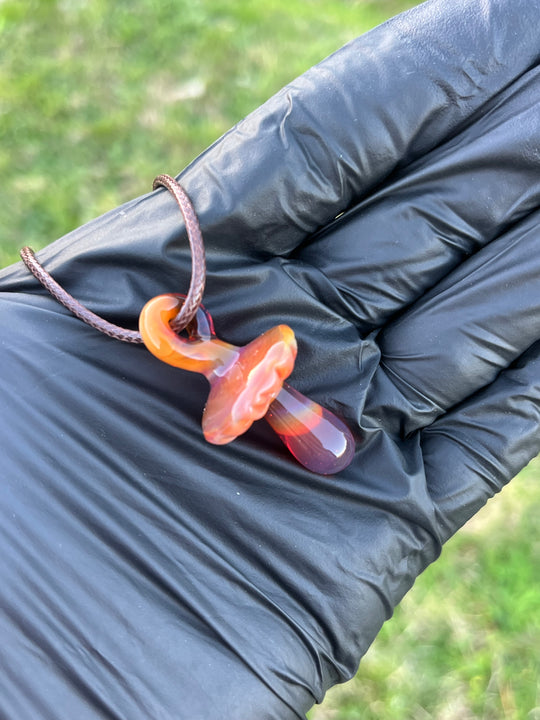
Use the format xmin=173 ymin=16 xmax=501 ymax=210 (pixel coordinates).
xmin=20 ymin=175 xmax=206 ymax=343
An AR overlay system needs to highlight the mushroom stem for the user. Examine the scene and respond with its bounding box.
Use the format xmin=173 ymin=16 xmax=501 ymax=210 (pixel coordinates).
xmin=266 ymin=383 xmax=355 ymax=475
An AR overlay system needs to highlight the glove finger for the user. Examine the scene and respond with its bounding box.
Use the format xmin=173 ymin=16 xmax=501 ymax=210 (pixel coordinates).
xmin=176 ymin=0 xmax=540 ymax=259
xmin=421 ymin=339 xmax=540 ymax=540
xmin=296 ymin=62 xmax=540 ymax=333
xmin=364 ymin=208 xmax=540 ymax=436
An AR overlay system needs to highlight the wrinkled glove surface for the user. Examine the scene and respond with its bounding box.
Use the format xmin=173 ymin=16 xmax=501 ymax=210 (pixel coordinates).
xmin=1 ymin=0 xmax=540 ymax=717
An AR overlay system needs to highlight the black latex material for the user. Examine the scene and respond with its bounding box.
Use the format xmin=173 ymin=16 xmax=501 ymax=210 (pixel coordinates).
xmin=2 ymin=0 xmax=540 ymax=717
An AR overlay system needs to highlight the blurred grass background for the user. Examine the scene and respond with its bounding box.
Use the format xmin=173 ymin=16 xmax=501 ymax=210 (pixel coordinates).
xmin=1 ymin=1 xmax=539 ymax=718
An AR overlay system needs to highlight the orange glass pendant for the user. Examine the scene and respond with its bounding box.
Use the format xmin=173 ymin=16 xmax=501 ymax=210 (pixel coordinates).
xmin=139 ymin=294 xmax=355 ymax=474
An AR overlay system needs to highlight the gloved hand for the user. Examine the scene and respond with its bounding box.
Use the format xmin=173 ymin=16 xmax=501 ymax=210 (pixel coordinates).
xmin=1 ymin=0 xmax=539 ymax=717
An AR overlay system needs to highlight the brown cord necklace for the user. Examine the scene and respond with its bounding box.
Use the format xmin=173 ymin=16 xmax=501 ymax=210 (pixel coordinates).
xmin=20 ymin=174 xmax=355 ymax=474
xmin=20 ymin=174 xmax=205 ymax=342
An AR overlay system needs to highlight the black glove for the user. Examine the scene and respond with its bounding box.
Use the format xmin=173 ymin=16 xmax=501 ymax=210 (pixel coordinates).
xmin=1 ymin=0 xmax=540 ymax=717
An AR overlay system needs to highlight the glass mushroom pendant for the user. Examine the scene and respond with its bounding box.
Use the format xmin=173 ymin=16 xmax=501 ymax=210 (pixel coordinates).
xmin=139 ymin=294 xmax=355 ymax=474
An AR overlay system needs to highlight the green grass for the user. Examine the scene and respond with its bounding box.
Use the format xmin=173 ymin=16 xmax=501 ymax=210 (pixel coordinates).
xmin=2 ymin=2 xmax=540 ymax=718
xmin=0 ymin=0 xmax=417 ymax=267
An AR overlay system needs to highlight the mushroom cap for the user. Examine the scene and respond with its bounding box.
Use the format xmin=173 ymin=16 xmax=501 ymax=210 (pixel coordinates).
xmin=202 ymin=324 xmax=297 ymax=444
